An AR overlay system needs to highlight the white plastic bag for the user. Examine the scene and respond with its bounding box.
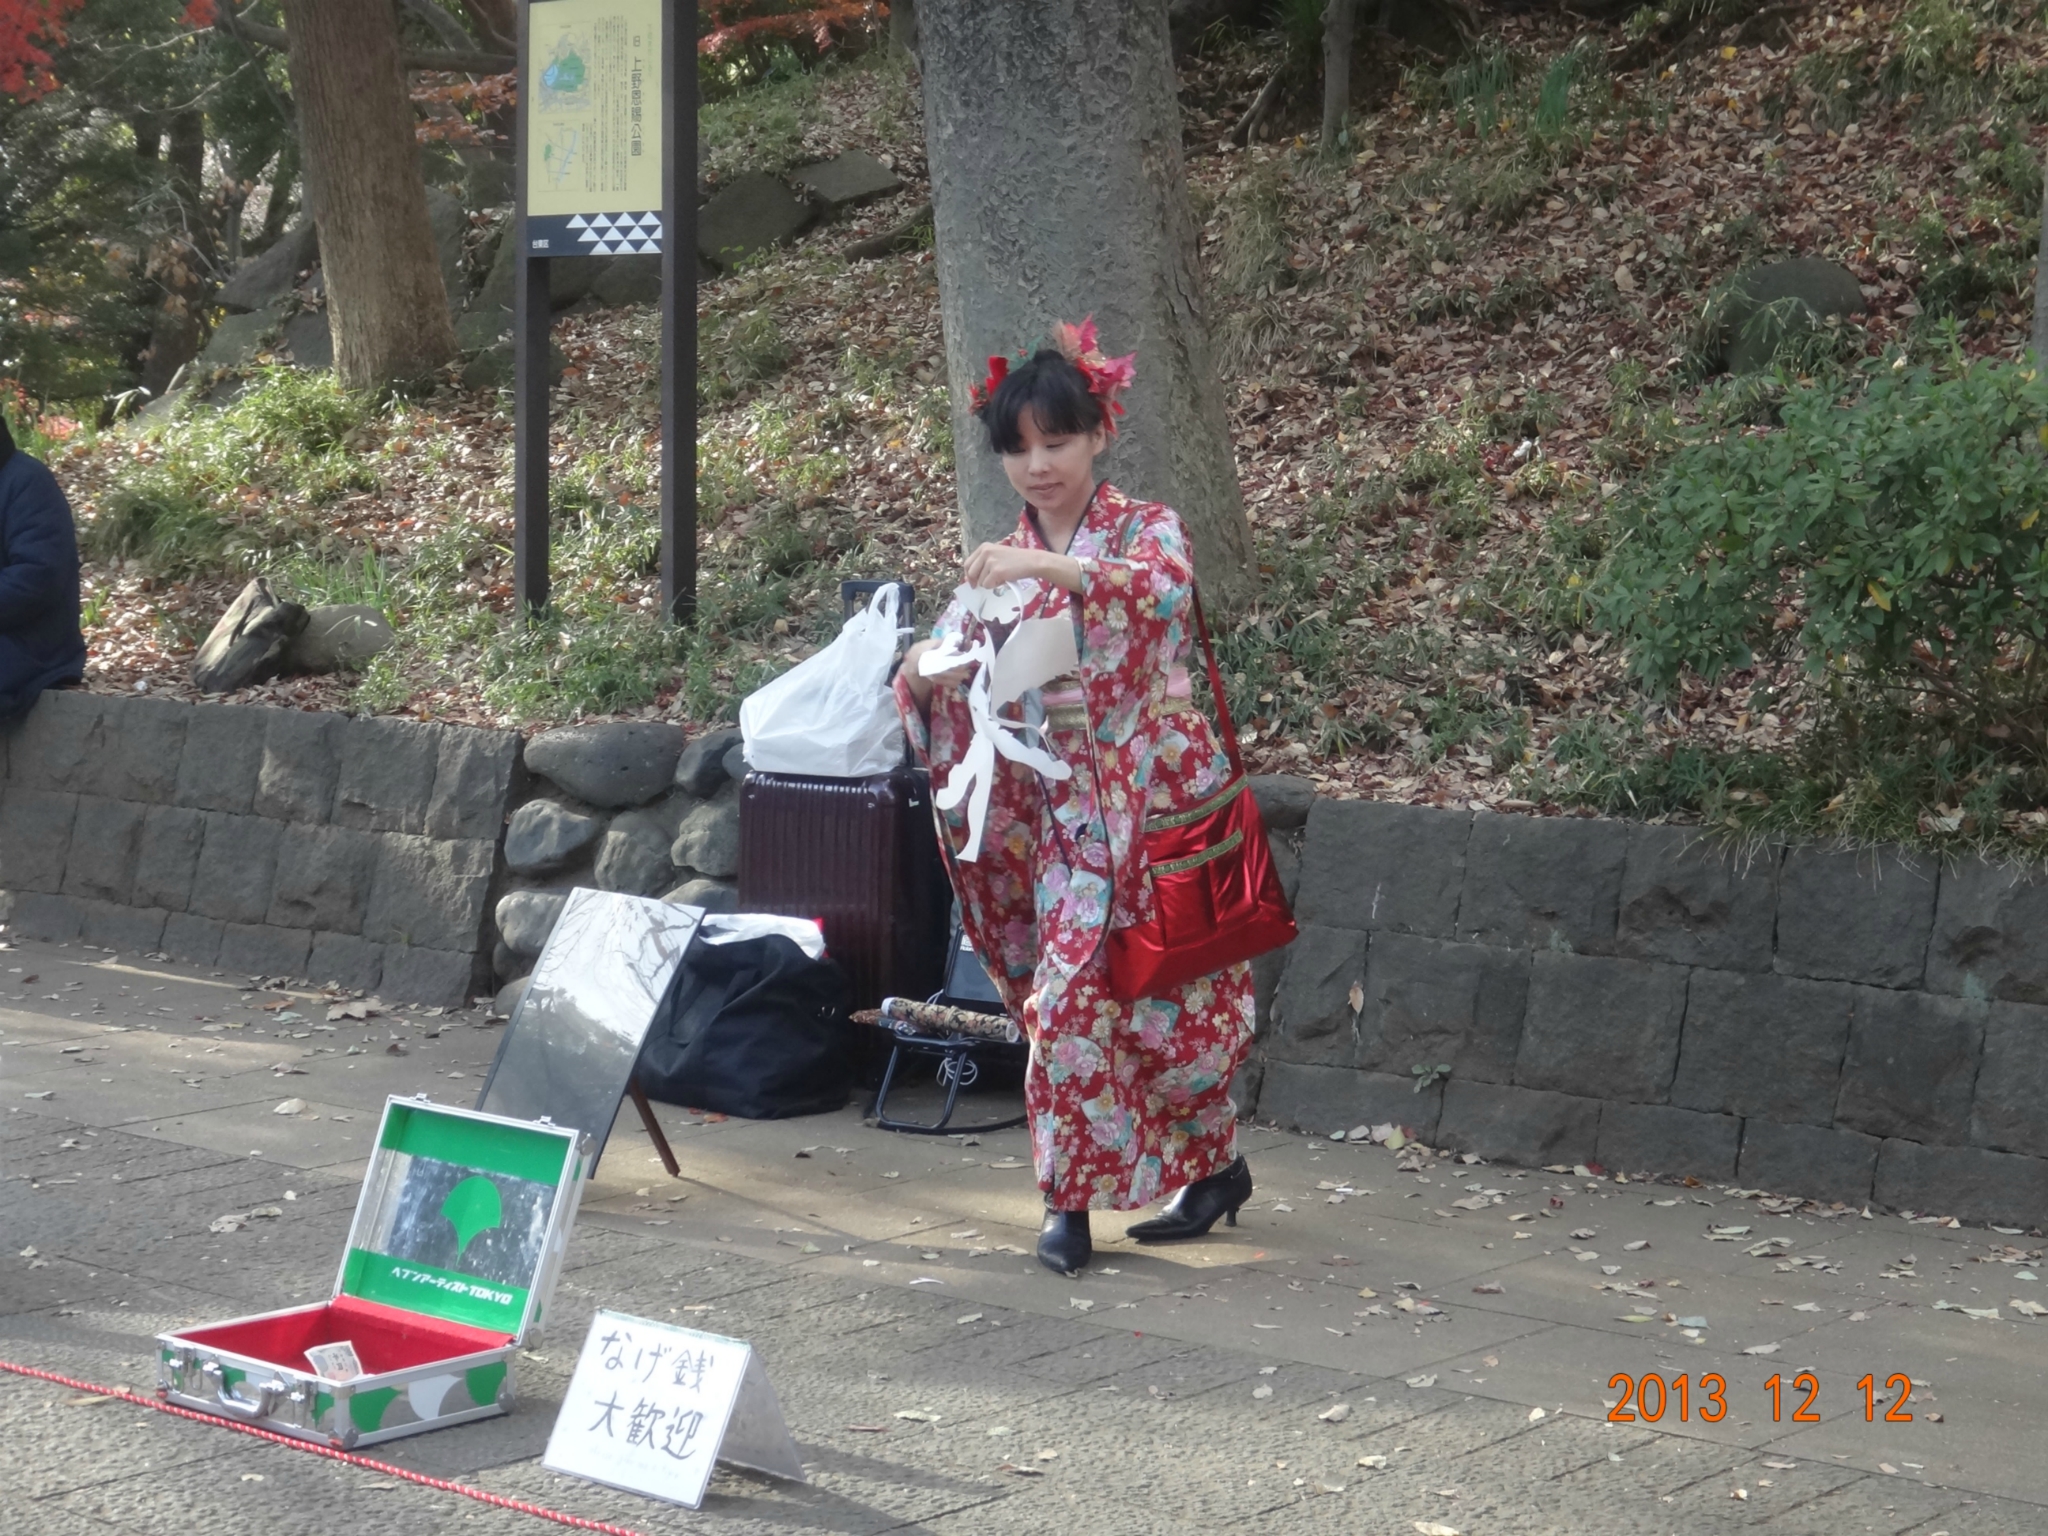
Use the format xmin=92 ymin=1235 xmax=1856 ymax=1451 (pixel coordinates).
xmin=739 ymin=584 xmax=907 ymax=777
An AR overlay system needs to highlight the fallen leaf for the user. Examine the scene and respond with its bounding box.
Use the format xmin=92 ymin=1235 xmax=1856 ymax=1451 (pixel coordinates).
xmin=2011 ymin=1299 xmax=2047 ymax=1318
xmin=1527 ymin=1406 xmax=1546 ymax=1422
xmin=892 ymin=1409 xmax=939 ymax=1423
xmin=1742 ymin=1343 xmax=1780 ymax=1356
xmin=1763 ymin=1459 xmax=1797 ymax=1470
xmin=208 ymin=1213 xmax=247 ymax=1234
xmin=1413 ymin=1523 xmax=1461 ymax=1536
xmin=1471 ymin=1282 xmax=1504 ymax=1294
xmin=956 ymin=1313 xmax=983 ymax=1325
xmin=272 ymin=1098 xmax=305 ymax=1115
xmin=1405 ymin=1373 xmax=1437 ymax=1389
xmin=1253 ymin=1385 xmax=1274 ymax=1399
xmin=1319 ymin=1403 xmax=1351 ymax=1422
xmin=1623 ymin=1239 xmax=1650 ymax=1251
xmin=1358 ymin=1454 xmax=1388 ymax=1469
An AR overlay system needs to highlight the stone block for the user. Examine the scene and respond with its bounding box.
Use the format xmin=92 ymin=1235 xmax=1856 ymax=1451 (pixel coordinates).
xmin=1249 ymin=774 xmax=1316 ymax=832
xmin=1616 ymin=825 xmax=1778 ymax=971
xmin=599 ymin=810 xmax=680 ymax=896
xmin=1669 ymin=970 xmax=1854 ymax=1126
xmin=1293 ymin=799 xmax=1469 ymax=936
xmin=77 ymin=900 xmax=167 ymax=957
xmin=496 ymin=889 xmax=568 ymax=957
xmin=8 ymin=891 xmax=81 ymax=943
xmin=1356 ymin=932 xmax=1529 ymax=1085
xmin=6 ymin=689 xmax=102 ymax=791
xmin=525 ymin=722 xmax=686 ymax=809
xmin=253 ymin=709 xmax=343 ymax=823
xmin=1834 ymin=986 xmax=1985 ymax=1144
xmin=217 ymin=922 xmax=312 ymax=980
xmin=504 ymin=797 xmax=604 ymax=874
xmin=161 ymin=911 xmax=224 ymax=966
xmin=217 ymin=220 xmax=317 ymax=313
xmin=670 ymin=790 xmax=740 ymax=881
xmin=281 ymin=310 xmax=332 ymax=371
xmin=1256 ymin=1061 xmax=1442 ymax=1143
xmin=674 ymin=726 xmax=745 ymax=798
xmin=1874 ymin=1139 xmax=2048 ymax=1229
xmin=1458 ymin=813 xmax=1627 ymax=954
xmin=1437 ymin=1078 xmax=1601 ymax=1167
xmin=1774 ymin=845 xmax=1937 ymax=988
xmin=1515 ymin=951 xmax=1688 ymax=1103
xmin=187 ymin=812 xmax=282 ymax=925
xmin=698 ymin=172 xmax=817 ymax=268
xmin=362 ymin=835 xmax=495 ymax=953
xmin=1251 ymin=941 xmax=1290 ymax=1036
xmin=589 ymin=254 xmax=663 ymax=308
xmin=1265 ymin=925 xmax=1365 ymax=1067
xmin=1736 ymin=1120 xmax=1879 ymax=1206
xmin=381 ymin=944 xmax=482 ymax=1009
xmin=1925 ymin=858 xmax=2048 ymax=1004
xmin=174 ymin=703 xmax=264 ymax=813
xmin=307 ymin=932 xmax=384 ymax=994
xmin=1269 ymin=832 xmax=1301 ymax=906
xmin=60 ymin=796 xmax=145 ymax=904
xmin=1970 ymin=1001 xmax=2048 ymax=1159
xmin=1595 ymin=1101 xmax=1740 ymax=1181
xmin=659 ymin=877 xmax=738 ymax=916
xmin=134 ymin=805 xmax=206 ymax=913
xmin=332 ymin=716 xmax=443 ymax=834
xmin=426 ymin=727 xmax=520 ymax=842
xmin=268 ymin=825 xmax=378 ymax=932
xmin=78 ymin=696 xmax=188 ymax=803
xmin=791 ymin=151 xmax=902 ymax=212
xmin=0 ymin=788 xmax=77 ymax=893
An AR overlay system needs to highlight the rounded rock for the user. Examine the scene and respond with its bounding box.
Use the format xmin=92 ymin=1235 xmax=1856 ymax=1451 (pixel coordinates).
xmin=674 ymin=725 xmax=745 ymax=798
xmin=1250 ymin=774 xmax=1317 ymax=832
xmin=523 ymin=722 xmax=687 ymax=809
xmin=281 ymin=604 xmax=396 ymax=674
xmin=671 ymin=789 xmax=741 ymax=881
xmin=503 ymin=797 xmax=605 ymax=874
xmin=495 ymin=889 xmax=568 ymax=957
xmin=594 ymin=810 xmax=677 ymax=896
xmin=661 ymin=877 xmax=740 ymax=915
xmin=722 ymin=739 xmax=748 ymax=785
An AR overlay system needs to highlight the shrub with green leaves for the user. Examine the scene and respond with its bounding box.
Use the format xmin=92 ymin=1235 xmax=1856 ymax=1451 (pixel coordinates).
xmin=1598 ymin=357 xmax=2048 ymax=726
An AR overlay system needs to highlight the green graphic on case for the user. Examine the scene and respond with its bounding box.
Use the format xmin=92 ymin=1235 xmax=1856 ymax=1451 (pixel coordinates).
xmin=442 ymin=1176 xmax=503 ymax=1258
xmin=350 ymin=1386 xmax=400 ymax=1433
xmin=466 ymin=1362 xmax=507 ymax=1406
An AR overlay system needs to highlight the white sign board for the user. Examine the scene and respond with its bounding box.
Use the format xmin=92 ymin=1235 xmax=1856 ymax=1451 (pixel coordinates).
xmin=542 ymin=1310 xmax=804 ymax=1509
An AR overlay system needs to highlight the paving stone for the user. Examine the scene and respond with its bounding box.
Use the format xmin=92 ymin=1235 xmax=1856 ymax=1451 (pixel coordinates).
xmin=673 ymin=725 xmax=744 ymax=797
xmin=1925 ymin=856 xmax=2048 ymax=1003
xmin=216 ymin=921 xmax=312 ymax=980
xmin=361 ymin=834 xmax=495 ymax=953
xmin=6 ymin=891 xmax=81 ymax=943
xmin=523 ymin=721 xmax=687 ymax=808
xmin=58 ymin=795 xmax=144 ymax=905
xmin=791 ymin=150 xmax=902 ymax=211
xmin=596 ymin=810 xmax=679 ymax=896
xmin=495 ymin=888 xmax=568 ymax=957
xmin=1735 ymin=1118 xmax=1879 ymax=1205
xmin=267 ymin=825 xmax=378 ymax=931
xmin=1669 ymin=968 xmax=1854 ymax=1126
xmin=1834 ymin=986 xmax=1985 ymax=1144
xmin=1293 ymin=799 xmax=1469 ymax=936
xmin=425 ymin=726 xmax=520 ymax=842
xmin=1458 ymin=812 xmax=1627 ymax=954
xmin=1874 ymin=1137 xmax=2048 ymax=1227
xmin=1255 ymin=1060 xmax=1441 ymax=1140
xmin=1248 ymin=773 xmax=1315 ymax=832
xmin=1265 ymin=924 xmax=1365 ymax=1067
xmin=1594 ymin=1100 xmax=1739 ymax=1180
xmin=76 ymin=899 xmax=168 ymax=957
xmin=1436 ymin=1077 xmax=1601 ymax=1166
xmin=698 ymin=171 xmax=818 ymax=267
xmin=172 ymin=702 xmax=263 ymax=813
xmin=1774 ymin=844 xmax=1938 ymax=987
xmin=160 ymin=910 xmax=223 ymax=965
xmin=132 ymin=805 xmax=205 ymax=913
xmin=306 ymin=931 xmax=384 ymax=993
xmin=503 ymin=797 xmax=604 ymax=874
xmin=1515 ymin=951 xmax=1688 ymax=1103
xmin=252 ymin=708 xmax=343 ymax=823
xmin=659 ymin=876 xmax=738 ymax=914
xmin=379 ymin=943 xmax=481 ymax=1008
xmin=331 ymin=716 xmax=442 ymax=833
xmin=1615 ymin=823 xmax=1778 ymax=971
xmin=1969 ymin=1000 xmax=2048 ymax=1158
xmin=186 ymin=811 xmax=282 ymax=925
xmin=0 ymin=787 xmax=77 ymax=893
xmin=670 ymin=788 xmax=740 ymax=880
xmin=1356 ymin=930 xmax=1528 ymax=1085
xmin=5 ymin=688 xmax=101 ymax=792
xmin=77 ymin=695 xmax=188 ymax=803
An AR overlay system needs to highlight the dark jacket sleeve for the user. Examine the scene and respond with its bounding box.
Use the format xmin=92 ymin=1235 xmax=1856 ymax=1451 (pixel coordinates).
xmin=0 ymin=455 xmax=80 ymax=630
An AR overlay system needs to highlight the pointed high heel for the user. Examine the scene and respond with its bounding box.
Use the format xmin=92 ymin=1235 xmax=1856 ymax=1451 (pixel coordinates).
xmin=1125 ymin=1156 xmax=1252 ymax=1243
xmin=1036 ymin=1208 xmax=1092 ymax=1274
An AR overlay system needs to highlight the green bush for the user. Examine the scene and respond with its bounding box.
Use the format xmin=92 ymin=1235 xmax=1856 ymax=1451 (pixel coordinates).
xmin=1597 ymin=356 xmax=2048 ymax=728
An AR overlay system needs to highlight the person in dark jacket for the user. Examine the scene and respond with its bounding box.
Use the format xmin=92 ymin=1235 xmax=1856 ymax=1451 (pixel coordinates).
xmin=0 ymin=412 xmax=86 ymax=718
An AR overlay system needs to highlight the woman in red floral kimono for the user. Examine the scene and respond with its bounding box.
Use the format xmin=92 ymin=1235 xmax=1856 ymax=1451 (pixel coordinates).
xmin=896 ymin=321 xmax=1256 ymax=1274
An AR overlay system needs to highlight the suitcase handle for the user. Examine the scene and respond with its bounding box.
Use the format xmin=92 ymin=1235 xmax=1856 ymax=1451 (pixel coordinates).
xmin=203 ymin=1360 xmax=286 ymax=1419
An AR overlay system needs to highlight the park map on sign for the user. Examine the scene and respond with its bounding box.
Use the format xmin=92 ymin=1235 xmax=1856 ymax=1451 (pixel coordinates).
xmin=525 ymin=0 xmax=662 ymax=218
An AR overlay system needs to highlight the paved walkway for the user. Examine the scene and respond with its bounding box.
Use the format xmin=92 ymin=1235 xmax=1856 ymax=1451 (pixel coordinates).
xmin=1 ymin=934 xmax=2044 ymax=1534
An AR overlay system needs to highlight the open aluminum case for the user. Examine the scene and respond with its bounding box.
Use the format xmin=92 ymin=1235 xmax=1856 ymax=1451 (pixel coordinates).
xmin=155 ymin=1095 xmax=587 ymax=1448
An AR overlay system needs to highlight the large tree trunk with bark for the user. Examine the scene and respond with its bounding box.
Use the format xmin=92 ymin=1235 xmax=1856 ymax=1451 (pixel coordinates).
xmin=1321 ymin=0 xmax=1355 ymax=151
xmin=280 ymin=0 xmax=456 ymax=388
xmin=917 ymin=0 xmax=1255 ymax=609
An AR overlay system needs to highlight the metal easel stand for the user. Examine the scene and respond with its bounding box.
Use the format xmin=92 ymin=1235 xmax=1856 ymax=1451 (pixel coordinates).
xmin=859 ymin=1000 xmax=1026 ymax=1136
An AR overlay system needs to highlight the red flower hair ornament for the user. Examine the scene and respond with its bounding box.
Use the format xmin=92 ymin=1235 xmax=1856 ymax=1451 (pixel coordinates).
xmin=967 ymin=315 xmax=1137 ymax=435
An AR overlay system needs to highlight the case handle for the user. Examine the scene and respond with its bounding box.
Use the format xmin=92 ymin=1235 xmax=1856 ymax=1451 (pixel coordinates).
xmin=203 ymin=1360 xmax=286 ymax=1420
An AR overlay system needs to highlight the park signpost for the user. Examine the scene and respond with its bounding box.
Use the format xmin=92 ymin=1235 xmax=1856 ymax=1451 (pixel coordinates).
xmin=515 ymin=0 xmax=696 ymax=623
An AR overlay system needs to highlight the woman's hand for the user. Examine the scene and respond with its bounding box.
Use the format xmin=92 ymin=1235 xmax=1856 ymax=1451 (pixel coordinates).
xmin=964 ymin=542 xmax=1083 ymax=594
xmin=901 ymin=637 xmax=973 ymax=708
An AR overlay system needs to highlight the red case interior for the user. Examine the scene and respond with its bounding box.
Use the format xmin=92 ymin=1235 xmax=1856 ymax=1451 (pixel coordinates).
xmin=174 ymin=1295 xmax=511 ymax=1377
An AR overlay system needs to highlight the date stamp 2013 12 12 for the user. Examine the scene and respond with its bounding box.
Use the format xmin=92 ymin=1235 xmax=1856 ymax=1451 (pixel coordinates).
xmin=1606 ymin=1371 xmax=1923 ymax=1425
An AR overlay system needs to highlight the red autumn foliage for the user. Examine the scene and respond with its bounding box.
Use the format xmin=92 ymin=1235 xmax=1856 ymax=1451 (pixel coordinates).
xmin=698 ymin=1 xmax=886 ymax=63
xmin=0 ymin=0 xmax=82 ymax=99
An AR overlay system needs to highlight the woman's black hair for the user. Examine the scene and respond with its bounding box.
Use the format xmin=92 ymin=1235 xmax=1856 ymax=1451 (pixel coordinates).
xmin=980 ymin=348 xmax=1104 ymax=454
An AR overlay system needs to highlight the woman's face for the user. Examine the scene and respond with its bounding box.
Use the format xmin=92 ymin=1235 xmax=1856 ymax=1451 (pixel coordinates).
xmin=1000 ymin=406 xmax=1106 ymax=522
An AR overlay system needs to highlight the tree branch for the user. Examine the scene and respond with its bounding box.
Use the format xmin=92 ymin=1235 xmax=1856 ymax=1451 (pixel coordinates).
xmin=227 ymin=6 xmax=514 ymax=74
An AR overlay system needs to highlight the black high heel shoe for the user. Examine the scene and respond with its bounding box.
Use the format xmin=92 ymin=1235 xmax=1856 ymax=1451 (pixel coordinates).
xmin=1124 ymin=1156 xmax=1252 ymax=1242
xmin=1036 ymin=1208 xmax=1092 ymax=1274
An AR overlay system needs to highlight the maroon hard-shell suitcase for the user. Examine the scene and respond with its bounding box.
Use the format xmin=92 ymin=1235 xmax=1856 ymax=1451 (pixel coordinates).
xmin=736 ymin=767 xmax=949 ymax=1014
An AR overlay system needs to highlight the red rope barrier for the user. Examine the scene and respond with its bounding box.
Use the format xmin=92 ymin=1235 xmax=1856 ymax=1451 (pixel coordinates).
xmin=0 ymin=1357 xmax=646 ymax=1536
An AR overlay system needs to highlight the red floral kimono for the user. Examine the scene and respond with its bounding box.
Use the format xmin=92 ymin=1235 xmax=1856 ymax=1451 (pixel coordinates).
xmin=893 ymin=483 xmax=1255 ymax=1212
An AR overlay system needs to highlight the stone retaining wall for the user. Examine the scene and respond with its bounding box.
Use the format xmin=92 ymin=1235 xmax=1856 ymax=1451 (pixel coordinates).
xmin=1246 ymin=795 xmax=2048 ymax=1230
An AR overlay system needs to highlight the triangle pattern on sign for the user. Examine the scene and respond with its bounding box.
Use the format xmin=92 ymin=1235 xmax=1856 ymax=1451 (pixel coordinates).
xmin=635 ymin=239 xmax=662 ymax=254
xmin=589 ymin=213 xmax=615 ymax=231
xmin=567 ymin=214 xmax=589 ymax=230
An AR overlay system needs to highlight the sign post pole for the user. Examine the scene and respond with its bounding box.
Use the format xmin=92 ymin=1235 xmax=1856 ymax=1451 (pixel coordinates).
xmin=660 ymin=4 xmax=697 ymax=625
xmin=513 ymin=0 xmax=551 ymax=619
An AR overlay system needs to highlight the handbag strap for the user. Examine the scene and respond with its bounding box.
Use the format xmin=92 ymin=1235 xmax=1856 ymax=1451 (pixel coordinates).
xmin=1188 ymin=584 xmax=1246 ymax=780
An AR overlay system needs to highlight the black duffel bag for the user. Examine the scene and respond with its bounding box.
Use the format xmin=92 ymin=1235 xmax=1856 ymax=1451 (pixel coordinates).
xmin=635 ymin=934 xmax=852 ymax=1119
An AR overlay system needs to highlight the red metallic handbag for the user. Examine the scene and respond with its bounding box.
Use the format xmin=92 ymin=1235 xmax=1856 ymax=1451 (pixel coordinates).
xmin=1106 ymin=588 xmax=1299 ymax=1002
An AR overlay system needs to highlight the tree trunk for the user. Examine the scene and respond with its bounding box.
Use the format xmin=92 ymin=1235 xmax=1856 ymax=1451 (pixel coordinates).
xmin=890 ymin=0 xmax=919 ymax=60
xmin=1321 ymin=0 xmax=1355 ymax=152
xmin=2034 ymin=160 xmax=2048 ymax=365
xmin=280 ymin=0 xmax=457 ymax=388
xmin=456 ymin=0 xmax=517 ymax=50
xmin=917 ymin=0 xmax=1255 ymax=609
